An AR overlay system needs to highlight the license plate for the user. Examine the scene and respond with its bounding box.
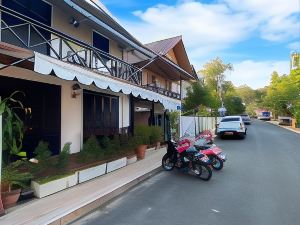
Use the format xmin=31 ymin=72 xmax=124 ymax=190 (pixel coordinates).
xmin=225 ymin=132 xmax=233 ymax=135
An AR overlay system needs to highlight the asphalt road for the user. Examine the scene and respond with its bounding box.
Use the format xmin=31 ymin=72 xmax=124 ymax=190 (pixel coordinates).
xmin=72 ymin=120 xmax=300 ymax=225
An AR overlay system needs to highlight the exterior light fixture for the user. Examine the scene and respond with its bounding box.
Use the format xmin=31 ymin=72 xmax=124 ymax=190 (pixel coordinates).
xmin=71 ymin=83 xmax=81 ymax=98
xmin=69 ymin=17 xmax=80 ymax=28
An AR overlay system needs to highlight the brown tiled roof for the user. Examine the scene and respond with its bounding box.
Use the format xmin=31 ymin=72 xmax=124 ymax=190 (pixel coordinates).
xmin=145 ymin=36 xmax=182 ymax=55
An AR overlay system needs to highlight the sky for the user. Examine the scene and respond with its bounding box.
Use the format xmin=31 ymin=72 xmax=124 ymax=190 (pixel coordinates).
xmin=97 ymin=0 xmax=300 ymax=89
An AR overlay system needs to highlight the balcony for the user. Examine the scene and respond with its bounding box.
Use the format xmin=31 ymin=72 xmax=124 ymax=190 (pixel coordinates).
xmin=142 ymin=84 xmax=181 ymax=100
xmin=0 ymin=5 xmax=142 ymax=85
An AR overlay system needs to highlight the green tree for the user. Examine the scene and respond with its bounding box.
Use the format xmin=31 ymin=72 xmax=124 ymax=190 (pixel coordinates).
xmin=223 ymin=95 xmax=246 ymax=115
xmin=199 ymin=57 xmax=233 ymax=95
xmin=182 ymin=81 xmax=219 ymax=115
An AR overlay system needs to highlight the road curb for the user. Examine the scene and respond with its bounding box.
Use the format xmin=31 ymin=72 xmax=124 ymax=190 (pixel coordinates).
xmin=49 ymin=167 xmax=163 ymax=225
xmin=267 ymin=121 xmax=300 ymax=134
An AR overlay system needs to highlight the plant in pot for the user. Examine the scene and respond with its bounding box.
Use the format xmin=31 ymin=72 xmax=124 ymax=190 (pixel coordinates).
xmin=1 ymin=91 xmax=26 ymax=164
xmin=1 ymin=161 xmax=33 ymax=208
xmin=134 ymin=125 xmax=150 ymax=159
xmin=149 ymin=126 xmax=163 ymax=149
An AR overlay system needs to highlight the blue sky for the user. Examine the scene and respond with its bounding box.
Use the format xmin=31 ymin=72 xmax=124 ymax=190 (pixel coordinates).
xmin=99 ymin=0 xmax=300 ymax=89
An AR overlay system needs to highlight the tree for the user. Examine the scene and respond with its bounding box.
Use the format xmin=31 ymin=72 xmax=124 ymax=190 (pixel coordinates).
xmin=262 ymin=69 xmax=300 ymax=119
xmin=235 ymin=85 xmax=256 ymax=105
xmin=182 ymin=81 xmax=219 ymax=115
xmin=223 ymin=95 xmax=246 ymax=115
xmin=199 ymin=57 xmax=233 ymax=95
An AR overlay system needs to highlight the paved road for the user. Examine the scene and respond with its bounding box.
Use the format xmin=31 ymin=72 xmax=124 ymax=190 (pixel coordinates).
xmin=72 ymin=120 xmax=300 ymax=225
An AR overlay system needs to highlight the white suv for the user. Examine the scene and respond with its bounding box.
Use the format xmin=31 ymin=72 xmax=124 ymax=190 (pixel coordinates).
xmin=217 ymin=116 xmax=247 ymax=139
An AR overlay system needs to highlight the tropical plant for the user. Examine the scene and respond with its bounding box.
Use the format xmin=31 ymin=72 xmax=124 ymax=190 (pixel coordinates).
xmin=1 ymin=91 xmax=25 ymax=163
xmin=1 ymin=161 xmax=33 ymax=192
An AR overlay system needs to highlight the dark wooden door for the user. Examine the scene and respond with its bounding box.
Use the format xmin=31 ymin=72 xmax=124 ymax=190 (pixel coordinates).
xmin=0 ymin=76 xmax=61 ymax=157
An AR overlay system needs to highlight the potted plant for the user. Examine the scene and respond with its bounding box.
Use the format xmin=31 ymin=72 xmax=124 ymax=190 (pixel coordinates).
xmin=1 ymin=91 xmax=26 ymax=164
xmin=134 ymin=125 xmax=150 ymax=159
xmin=1 ymin=161 xmax=33 ymax=208
xmin=149 ymin=126 xmax=163 ymax=149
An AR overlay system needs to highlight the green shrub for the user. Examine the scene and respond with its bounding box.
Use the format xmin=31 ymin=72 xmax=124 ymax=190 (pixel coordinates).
xmin=109 ymin=134 xmax=121 ymax=151
xmin=2 ymin=161 xmax=33 ymax=192
xmin=99 ymin=136 xmax=110 ymax=149
xmin=134 ymin=125 xmax=150 ymax=145
xmin=79 ymin=136 xmax=103 ymax=162
xmin=56 ymin=142 xmax=71 ymax=170
xmin=149 ymin=126 xmax=163 ymax=145
xmin=34 ymin=141 xmax=51 ymax=169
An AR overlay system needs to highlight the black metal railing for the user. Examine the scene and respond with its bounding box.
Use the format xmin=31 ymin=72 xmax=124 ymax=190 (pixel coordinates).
xmin=142 ymin=84 xmax=181 ymax=100
xmin=0 ymin=5 xmax=142 ymax=85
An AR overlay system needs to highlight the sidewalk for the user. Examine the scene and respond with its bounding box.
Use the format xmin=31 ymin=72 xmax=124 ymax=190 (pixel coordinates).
xmin=267 ymin=121 xmax=300 ymax=134
xmin=0 ymin=148 xmax=166 ymax=225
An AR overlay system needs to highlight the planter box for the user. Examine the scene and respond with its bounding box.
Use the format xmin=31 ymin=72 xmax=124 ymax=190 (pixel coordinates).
xmin=78 ymin=163 xmax=107 ymax=183
xmin=106 ymin=157 xmax=127 ymax=173
xmin=31 ymin=173 xmax=78 ymax=198
xmin=126 ymin=155 xmax=137 ymax=165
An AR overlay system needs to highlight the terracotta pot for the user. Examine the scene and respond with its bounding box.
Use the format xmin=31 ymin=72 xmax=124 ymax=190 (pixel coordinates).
xmin=1 ymin=189 xmax=21 ymax=209
xmin=135 ymin=144 xmax=147 ymax=159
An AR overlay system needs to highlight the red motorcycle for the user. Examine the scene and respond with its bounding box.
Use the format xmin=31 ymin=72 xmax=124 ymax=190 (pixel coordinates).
xmin=194 ymin=138 xmax=227 ymax=170
xmin=162 ymin=140 xmax=212 ymax=181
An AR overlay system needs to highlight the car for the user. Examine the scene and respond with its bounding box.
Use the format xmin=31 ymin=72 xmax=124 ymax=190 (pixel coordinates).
xmin=258 ymin=111 xmax=271 ymax=121
xmin=217 ymin=116 xmax=247 ymax=139
xmin=240 ymin=114 xmax=251 ymax=125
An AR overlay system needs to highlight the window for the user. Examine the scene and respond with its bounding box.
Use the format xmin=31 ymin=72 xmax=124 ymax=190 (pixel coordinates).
xmin=221 ymin=118 xmax=240 ymax=122
xmin=93 ymin=31 xmax=109 ymax=53
xmin=83 ymin=91 xmax=119 ymax=137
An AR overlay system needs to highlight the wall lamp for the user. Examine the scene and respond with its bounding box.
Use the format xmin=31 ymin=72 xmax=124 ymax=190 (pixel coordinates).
xmin=69 ymin=17 xmax=80 ymax=28
xmin=69 ymin=16 xmax=92 ymax=28
xmin=72 ymin=83 xmax=81 ymax=98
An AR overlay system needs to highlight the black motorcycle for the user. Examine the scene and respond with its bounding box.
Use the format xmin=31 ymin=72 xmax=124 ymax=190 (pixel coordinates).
xmin=162 ymin=140 xmax=212 ymax=181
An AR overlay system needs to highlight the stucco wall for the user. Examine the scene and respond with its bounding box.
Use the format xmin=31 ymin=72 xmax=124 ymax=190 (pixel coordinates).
xmin=51 ymin=4 xmax=122 ymax=59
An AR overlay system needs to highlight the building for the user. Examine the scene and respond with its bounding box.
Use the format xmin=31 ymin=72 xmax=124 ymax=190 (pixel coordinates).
xmin=0 ymin=0 xmax=196 ymax=156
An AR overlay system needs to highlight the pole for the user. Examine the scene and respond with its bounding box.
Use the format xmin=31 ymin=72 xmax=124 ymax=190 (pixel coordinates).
xmin=0 ymin=114 xmax=5 ymax=215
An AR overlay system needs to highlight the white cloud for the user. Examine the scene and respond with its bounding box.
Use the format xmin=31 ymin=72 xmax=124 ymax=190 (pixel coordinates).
xmin=226 ymin=60 xmax=290 ymax=89
xmin=121 ymin=0 xmax=299 ymax=60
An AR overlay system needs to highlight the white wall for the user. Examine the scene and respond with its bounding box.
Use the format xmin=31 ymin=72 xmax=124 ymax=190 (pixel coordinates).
xmin=180 ymin=116 xmax=221 ymax=137
xmin=60 ymin=84 xmax=83 ymax=153
xmin=119 ymin=95 xmax=130 ymax=128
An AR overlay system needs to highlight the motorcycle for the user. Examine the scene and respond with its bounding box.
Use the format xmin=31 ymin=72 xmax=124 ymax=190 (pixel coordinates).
xmin=195 ymin=129 xmax=214 ymax=144
xmin=194 ymin=138 xmax=227 ymax=171
xmin=162 ymin=140 xmax=212 ymax=181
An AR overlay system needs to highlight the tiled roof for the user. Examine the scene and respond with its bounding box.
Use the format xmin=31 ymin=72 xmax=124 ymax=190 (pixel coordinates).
xmin=145 ymin=36 xmax=182 ymax=55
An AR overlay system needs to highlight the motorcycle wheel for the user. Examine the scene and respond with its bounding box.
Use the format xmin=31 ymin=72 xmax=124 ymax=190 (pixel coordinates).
xmin=194 ymin=162 xmax=212 ymax=181
xmin=162 ymin=153 xmax=175 ymax=171
xmin=210 ymin=156 xmax=223 ymax=170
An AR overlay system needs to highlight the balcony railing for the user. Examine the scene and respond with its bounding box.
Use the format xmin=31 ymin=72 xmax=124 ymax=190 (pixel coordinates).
xmin=0 ymin=5 xmax=142 ymax=85
xmin=142 ymin=84 xmax=181 ymax=100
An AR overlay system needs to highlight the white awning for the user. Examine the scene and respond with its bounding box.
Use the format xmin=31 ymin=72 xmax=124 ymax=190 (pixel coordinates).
xmin=34 ymin=52 xmax=181 ymax=111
